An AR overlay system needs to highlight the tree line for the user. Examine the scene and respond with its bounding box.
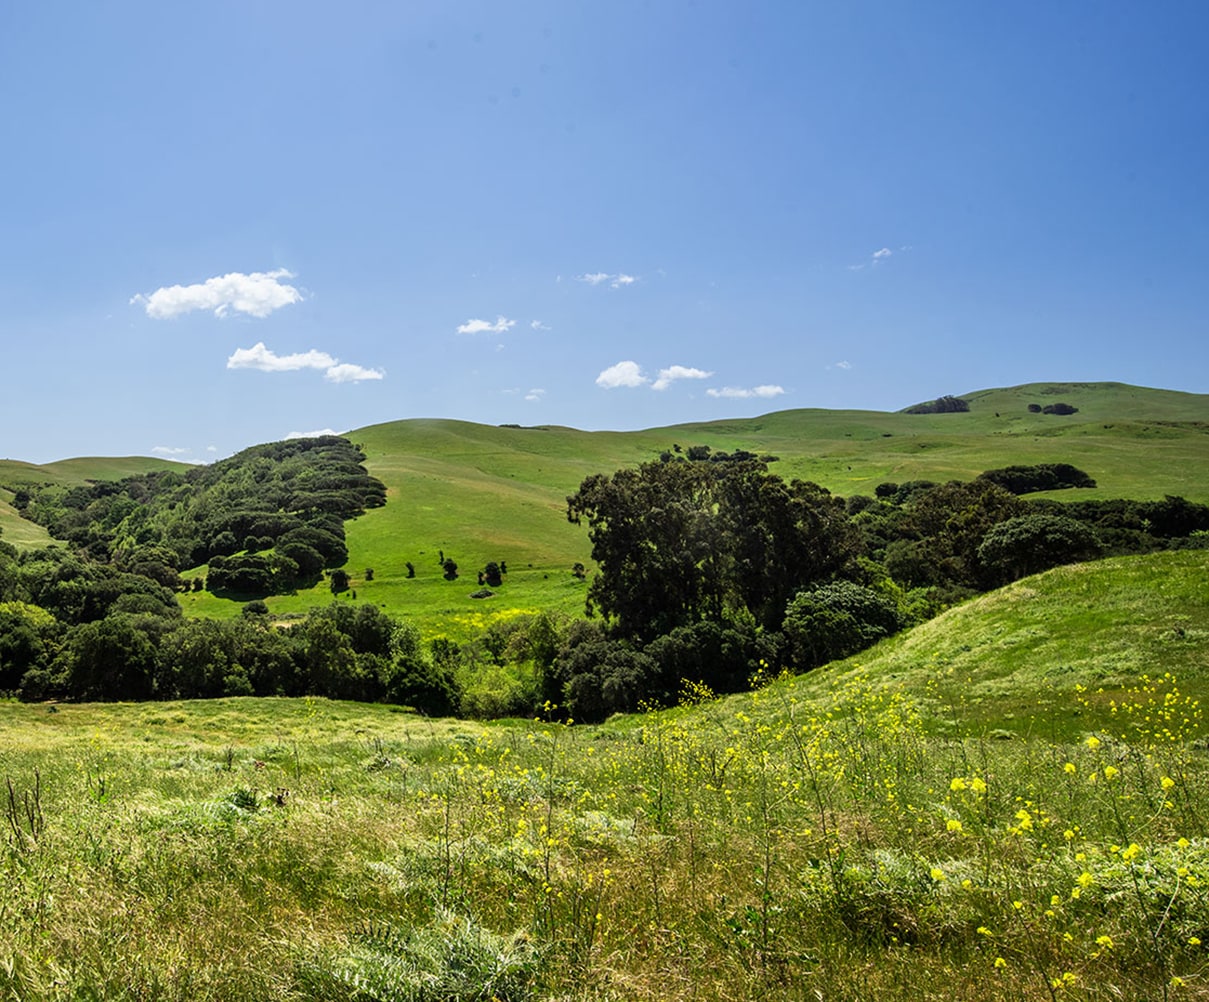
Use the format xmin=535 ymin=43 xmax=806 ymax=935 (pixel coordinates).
xmin=2 ymin=446 xmax=1207 ymax=717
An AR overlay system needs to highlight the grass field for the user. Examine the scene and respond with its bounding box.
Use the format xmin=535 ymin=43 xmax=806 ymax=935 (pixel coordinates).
xmin=2 ymin=549 xmax=1207 ymax=1000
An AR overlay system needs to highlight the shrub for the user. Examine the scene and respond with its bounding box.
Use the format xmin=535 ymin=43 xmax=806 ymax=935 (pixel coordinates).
xmin=783 ymin=581 xmax=904 ymax=670
xmin=978 ymin=463 xmax=1097 ymax=494
xmin=976 ymin=513 xmax=1102 ymax=586
xmin=903 ymin=395 xmax=969 ymax=414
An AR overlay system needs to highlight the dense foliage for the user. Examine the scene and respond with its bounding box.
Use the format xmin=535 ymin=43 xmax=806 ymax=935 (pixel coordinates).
xmin=7 ymin=436 xmax=385 ymax=597
xmin=7 ymin=596 xmax=457 ymax=713
xmin=977 ymin=463 xmax=1097 ymax=494
xmin=566 ymin=451 xmax=857 ymax=640
xmin=903 ymin=394 xmax=970 ymax=414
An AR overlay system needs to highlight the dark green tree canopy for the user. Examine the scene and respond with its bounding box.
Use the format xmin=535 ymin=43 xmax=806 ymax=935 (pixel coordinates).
xmin=567 ymin=456 xmax=856 ymax=641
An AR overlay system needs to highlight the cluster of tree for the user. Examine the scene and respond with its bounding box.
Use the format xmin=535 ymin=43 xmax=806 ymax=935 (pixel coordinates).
xmin=976 ymin=463 xmax=1097 ymax=494
xmin=548 ymin=450 xmax=1209 ymax=721
xmin=903 ymin=395 xmax=970 ymax=414
xmin=567 ymin=451 xmax=856 ymax=641
xmin=1027 ymin=402 xmax=1079 ymax=415
xmin=2 ymin=584 xmax=457 ymax=713
xmin=7 ymin=436 xmax=385 ymax=598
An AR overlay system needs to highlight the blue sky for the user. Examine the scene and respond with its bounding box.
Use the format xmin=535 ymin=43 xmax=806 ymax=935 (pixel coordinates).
xmin=2 ymin=1 xmax=1207 ymax=464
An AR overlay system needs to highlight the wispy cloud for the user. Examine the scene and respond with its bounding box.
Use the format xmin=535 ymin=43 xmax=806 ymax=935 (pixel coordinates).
xmin=227 ymin=342 xmax=335 ymax=372
xmin=152 ymin=445 xmax=190 ymax=456
xmin=578 ymin=272 xmax=638 ymax=289
xmin=706 ymin=385 xmax=786 ymax=400
xmin=227 ymin=342 xmax=384 ymax=382
xmin=849 ymin=245 xmax=905 ymax=271
xmin=599 ymin=360 xmax=715 ymax=391
xmin=652 ymin=364 xmax=713 ymax=391
xmin=596 ymin=360 xmax=648 ymax=389
xmin=834 ymin=360 xmax=852 ymax=370
xmin=457 ymin=315 xmax=516 ymax=335
xmin=131 ymin=268 xmax=302 ymax=319
xmin=530 ymin=320 xmax=551 ymax=331
xmin=525 ymin=388 xmax=545 ymax=402
xmin=285 ymin=428 xmax=343 ymax=440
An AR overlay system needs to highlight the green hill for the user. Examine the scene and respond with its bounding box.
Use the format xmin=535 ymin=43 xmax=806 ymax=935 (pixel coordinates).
xmin=741 ymin=547 xmax=1209 ymax=742
xmin=219 ymin=380 xmax=1208 ymax=631
xmin=5 ymin=381 xmax=1208 ymax=633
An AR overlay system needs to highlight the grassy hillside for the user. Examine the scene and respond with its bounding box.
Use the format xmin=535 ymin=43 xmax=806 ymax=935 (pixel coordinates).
xmin=9 ymin=381 xmax=1209 ymax=632
xmin=756 ymin=548 xmax=1209 ymax=740
xmin=197 ymin=380 xmax=1205 ymax=631
xmin=2 ymin=549 xmax=1207 ymax=1000
xmin=0 ymin=455 xmax=190 ymax=550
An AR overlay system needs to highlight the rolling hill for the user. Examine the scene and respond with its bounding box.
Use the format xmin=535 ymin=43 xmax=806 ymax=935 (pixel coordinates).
xmin=4 ymin=381 xmax=1208 ymax=633
xmin=241 ymin=380 xmax=1209 ymax=631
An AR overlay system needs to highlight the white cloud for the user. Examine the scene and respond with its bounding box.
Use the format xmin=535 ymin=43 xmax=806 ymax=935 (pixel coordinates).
xmin=530 ymin=319 xmax=551 ymax=331
xmin=525 ymin=388 xmax=545 ymax=402
xmin=652 ymin=364 xmax=713 ymax=391
xmin=227 ymin=342 xmax=335 ymax=373
xmin=325 ymin=362 xmax=385 ymax=383
xmin=835 ymin=360 xmax=852 ymax=370
xmin=578 ymin=272 xmax=610 ymax=286
xmin=227 ymin=342 xmax=383 ymax=383
xmin=596 ymin=360 xmax=648 ymax=389
xmin=872 ymin=247 xmax=893 ymax=261
xmin=706 ymin=384 xmax=786 ymax=399
xmin=152 ymin=445 xmax=190 ymax=456
xmin=131 ymin=268 xmax=302 ymax=319
xmin=611 ymin=273 xmax=636 ymax=288
xmin=285 ymin=428 xmax=343 ymax=440
xmin=457 ymin=315 xmax=516 ymax=335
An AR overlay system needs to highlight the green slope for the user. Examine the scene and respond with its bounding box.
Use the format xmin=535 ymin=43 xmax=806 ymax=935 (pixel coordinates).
xmin=308 ymin=381 xmax=1208 ymax=631
xmin=0 ymin=455 xmax=191 ymax=551
xmin=756 ymin=548 xmax=1209 ymax=742
xmin=7 ymin=381 xmax=1209 ymax=632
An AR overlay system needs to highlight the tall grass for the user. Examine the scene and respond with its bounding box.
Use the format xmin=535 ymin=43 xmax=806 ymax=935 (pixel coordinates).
xmin=2 ymin=660 xmax=1206 ymax=999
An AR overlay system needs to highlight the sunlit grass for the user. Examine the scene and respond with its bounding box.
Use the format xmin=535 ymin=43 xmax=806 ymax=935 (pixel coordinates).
xmin=4 ymin=621 xmax=1208 ymax=1001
